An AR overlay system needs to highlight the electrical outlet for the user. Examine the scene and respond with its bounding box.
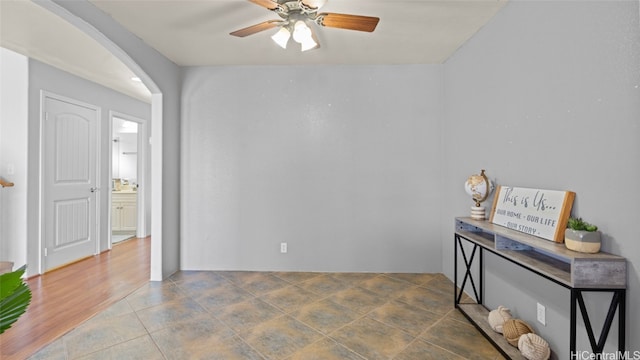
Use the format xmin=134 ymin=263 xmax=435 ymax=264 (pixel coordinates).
xmin=280 ymin=242 xmax=287 ymax=253
xmin=537 ymin=302 xmax=546 ymax=326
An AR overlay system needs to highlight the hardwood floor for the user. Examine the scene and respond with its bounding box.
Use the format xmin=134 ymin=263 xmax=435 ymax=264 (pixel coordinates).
xmin=0 ymin=237 xmax=150 ymax=360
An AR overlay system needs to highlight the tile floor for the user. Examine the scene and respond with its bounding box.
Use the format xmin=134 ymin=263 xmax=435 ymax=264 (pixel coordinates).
xmin=30 ymin=272 xmax=504 ymax=360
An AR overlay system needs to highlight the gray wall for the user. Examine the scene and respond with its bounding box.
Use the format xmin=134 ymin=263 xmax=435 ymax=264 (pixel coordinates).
xmin=181 ymin=65 xmax=444 ymax=272
xmin=442 ymin=1 xmax=640 ymax=357
xmin=26 ymin=59 xmax=150 ymax=274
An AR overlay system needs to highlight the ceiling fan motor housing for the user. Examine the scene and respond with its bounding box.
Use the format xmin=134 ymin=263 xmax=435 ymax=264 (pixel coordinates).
xmin=274 ymin=1 xmax=319 ymax=19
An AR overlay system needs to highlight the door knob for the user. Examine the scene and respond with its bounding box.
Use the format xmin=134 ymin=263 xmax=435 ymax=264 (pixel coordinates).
xmin=90 ymin=187 xmax=99 ymax=193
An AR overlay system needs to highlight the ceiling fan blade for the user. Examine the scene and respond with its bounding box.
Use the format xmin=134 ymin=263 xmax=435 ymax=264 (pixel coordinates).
xmin=230 ymin=20 xmax=281 ymax=37
xmin=300 ymin=0 xmax=327 ymax=10
xmin=318 ymin=13 xmax=380 ymax=32
xmin=248 ymin=0 xmax=279 ymax=10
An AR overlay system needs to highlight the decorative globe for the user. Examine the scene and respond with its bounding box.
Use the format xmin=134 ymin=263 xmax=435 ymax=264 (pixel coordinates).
xmin=464 ymin=169 xmax=494 ymax=219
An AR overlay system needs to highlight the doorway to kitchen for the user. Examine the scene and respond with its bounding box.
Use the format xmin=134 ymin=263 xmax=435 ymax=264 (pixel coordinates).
xmin=110 ymin=112 xmax=147 ymax=247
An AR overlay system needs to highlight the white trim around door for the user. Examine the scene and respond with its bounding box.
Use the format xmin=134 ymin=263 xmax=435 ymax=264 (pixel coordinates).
xmin=108 ymin=111 xmax=148 ymax=248
xmin=39 ymin=91 xmax=101 ymax=272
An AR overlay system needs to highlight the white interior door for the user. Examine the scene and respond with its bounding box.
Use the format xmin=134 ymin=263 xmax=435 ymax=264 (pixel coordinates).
xmin=43 ymin=94 xmax=99 ymax=271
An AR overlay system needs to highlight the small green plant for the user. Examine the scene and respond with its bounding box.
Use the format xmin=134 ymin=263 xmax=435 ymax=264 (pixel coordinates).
xmin=0 ymin=265 xmax=32 ymax=334
xmin=567 ymin=217 xmax=598 ymax=232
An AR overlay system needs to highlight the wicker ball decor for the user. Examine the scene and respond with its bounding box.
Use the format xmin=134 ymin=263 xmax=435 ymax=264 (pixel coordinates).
xmin=518 ymin=333 xmax=551 ymax=360
xmin=502 ymin=319 xmax=535 ymax=347
xmin=488 ymin=305 xmax=513 ymax=333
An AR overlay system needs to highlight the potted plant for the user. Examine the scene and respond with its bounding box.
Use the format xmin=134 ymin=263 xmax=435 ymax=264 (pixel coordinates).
xmin=0 ymin=265 xmax=31 ymax=334
xmin=565 ymin=217 xmax=601 ymax=253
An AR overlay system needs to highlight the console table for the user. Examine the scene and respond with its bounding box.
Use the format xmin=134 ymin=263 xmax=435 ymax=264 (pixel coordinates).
xmin=454 ymin=217 xmax=626 ymax=359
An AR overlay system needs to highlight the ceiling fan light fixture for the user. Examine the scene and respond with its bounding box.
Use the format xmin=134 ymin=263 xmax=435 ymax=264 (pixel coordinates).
xmin=292 ymin=20 xmax=318 ymax=52
xmin=299 ymin=37 xmax=318 ymax=52
xmin=271 ymin=27 xmax=291 ymax=49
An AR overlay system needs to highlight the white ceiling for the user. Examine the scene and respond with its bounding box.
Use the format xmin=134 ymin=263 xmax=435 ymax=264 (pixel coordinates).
xmin=0 ymin=0 xmax=507 ymax=102
xmin=0 ymin=0 xmax=152 ymax=102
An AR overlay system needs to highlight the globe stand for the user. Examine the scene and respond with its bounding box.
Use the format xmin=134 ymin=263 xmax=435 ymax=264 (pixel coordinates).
xmin=470 ymin=205 xmax=486 ymax=220
xmin=465 ymin=169 xmax=494 ymax=221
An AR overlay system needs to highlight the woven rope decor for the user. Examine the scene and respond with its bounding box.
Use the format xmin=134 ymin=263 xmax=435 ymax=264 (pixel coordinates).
xmin=503 ymin=319 xmax=535 ymax=347
xmin=518 ymin=333 xmax=551 ymax=360
xmin=488 ymin=305 xmax=513 ymax=333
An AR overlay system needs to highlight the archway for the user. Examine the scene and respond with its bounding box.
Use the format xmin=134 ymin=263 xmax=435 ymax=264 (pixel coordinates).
xmin=37 ymin=0 xmax=174 ymax=280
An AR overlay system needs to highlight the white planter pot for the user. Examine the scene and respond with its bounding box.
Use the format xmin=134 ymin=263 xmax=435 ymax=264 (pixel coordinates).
xmin=564 ymin=229 xmax=601 ymax=253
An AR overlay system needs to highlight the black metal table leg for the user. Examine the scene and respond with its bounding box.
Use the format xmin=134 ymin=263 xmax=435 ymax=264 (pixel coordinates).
xmin=454 ymin=234 xmax=458 ymax=306
xmin=571 ymin=289 xmax=577 ymax=356
xmin=479 ymin=247 xmax=483 ymax=305
xmin=619 ymin=289 xmax=625 ymax=353
xmin=455 ymin=235 xmax=481 ymax=304
xmin=572 ymin=289 xmax=626 ymax=355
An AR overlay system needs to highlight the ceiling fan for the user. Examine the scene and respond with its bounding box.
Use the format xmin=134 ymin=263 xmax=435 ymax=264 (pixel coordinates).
xmin=230 ymin=0 xmax=380 ymax=52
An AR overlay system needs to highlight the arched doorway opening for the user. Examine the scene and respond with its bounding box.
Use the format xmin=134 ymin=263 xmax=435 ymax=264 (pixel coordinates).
xmin=36 ymin=0 xmax=173 ymax=280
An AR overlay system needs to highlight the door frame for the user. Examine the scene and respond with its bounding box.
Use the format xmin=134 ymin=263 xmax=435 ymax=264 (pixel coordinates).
xmin=108 ymin=111 xmax=148 ymax=247
xmin=39 ymin=90 xmax=101 ymax=273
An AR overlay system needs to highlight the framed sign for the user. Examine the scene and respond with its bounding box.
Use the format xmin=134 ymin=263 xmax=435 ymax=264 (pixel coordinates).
xmin=489 ymin=186 xmax=575 ymax=242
